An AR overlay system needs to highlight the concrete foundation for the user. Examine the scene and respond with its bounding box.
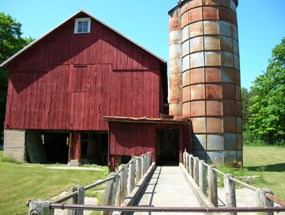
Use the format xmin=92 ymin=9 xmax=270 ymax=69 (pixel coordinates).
xmin=68 ymin=159 xmax=81 ymax=167
xmin=4 ymin=129 xmax=26 ymax=162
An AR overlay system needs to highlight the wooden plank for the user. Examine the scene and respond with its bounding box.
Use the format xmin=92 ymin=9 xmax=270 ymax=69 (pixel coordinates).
xmin=48 ymin=68 xmax=59 ymax=130
xmin=36 ymin=72 xmax=46 ymax=129
xmin=4 ymin=78 xmax=13 ymax=128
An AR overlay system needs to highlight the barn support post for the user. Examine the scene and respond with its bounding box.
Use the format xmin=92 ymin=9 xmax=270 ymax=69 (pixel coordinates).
xmin=68 ymin=131 xmax=81 ymax=167
xmin=103 ymin=173 xmax=120 ymax=215
xmin=208 ymin=165 xmax=218 ymax=207
xmin=257 ymin=188 xmax=274 ymax=215
xmin=28 ymin=200 xmax=53 ymax=215
xmin=193 ymin=157 xmax=199 ymax=184
xmin=199 ymin=160 xmax=207 ymax=195
xmin=224 ymin=174 xmax=237 ymax=215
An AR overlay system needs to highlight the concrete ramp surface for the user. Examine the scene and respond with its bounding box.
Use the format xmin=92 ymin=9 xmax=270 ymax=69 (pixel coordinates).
xmin=132 ymin=166 xmax=201 ymax=214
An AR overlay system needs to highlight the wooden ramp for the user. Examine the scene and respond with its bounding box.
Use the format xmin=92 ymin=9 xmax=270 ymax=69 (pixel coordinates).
xmin=131 ymin=166 xmax=201 ymax=215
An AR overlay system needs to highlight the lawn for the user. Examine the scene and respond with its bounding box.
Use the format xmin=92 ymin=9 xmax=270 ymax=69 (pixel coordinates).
xmin=0 ymin=150 xmax=108 ymax=215
xmin=1 ymin=146 xmax=285 ymax=214
xmin=243 ymin=145 xmax=285 ymax=199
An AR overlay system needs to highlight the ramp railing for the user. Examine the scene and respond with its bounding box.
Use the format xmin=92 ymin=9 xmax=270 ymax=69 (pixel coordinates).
xmin=27 ymin=152 xmax=153 ymax=215
xmin=182 ymin=150 xmax=285 ymax=215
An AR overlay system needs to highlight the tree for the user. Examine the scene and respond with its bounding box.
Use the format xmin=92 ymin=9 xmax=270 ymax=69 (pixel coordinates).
xmin=0 ymin=12 xmax=33 ymax=141
xmin=248 ymin=37 xmax=285 ymax=145
xmin=241 ymin=87 xmax=252 ymax=127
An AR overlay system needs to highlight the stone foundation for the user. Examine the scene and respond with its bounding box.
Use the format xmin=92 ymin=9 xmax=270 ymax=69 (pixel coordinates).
xmin=3 ymin=129 xmax=26 ymax=162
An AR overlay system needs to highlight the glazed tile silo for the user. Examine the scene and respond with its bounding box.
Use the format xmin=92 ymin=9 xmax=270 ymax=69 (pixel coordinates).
xmin=169 ymin=0 xmax=242 ymax=166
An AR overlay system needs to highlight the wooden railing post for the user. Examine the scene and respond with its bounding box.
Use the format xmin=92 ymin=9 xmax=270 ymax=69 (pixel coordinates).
xmin=136 ymin=158 xmax=142 ymax=183
xmin=139 ymin=157 xmax=144 ymax=179
xmin=127 ymin=160 xmax=136 ymax=195
xmin=257 ymin=188 xmax=274 ymax=215
xmin=185 ymin=153 xmax=189 ymax=171
xmin=224 ymin=174 xmax=236 ymax=215
xmin=147 ymin=152 xmax=152 ymax=168
xmin=208 ymin=165 xmax=218 ymax=207
xmin=116 ymin=165 xmax=125 ymax=205
xmin=199 ymin=160 xmax=207 ymax=195
xmin=183 ymin=151 xmax=187 ymax=169
xmin=189 ymin=154 xmax=193 ymax=177
xmin=67 ymin=186 xmax=77 ymax=215
xmin=103 ymin=173 xmax=120 ymax=215
xmin=75 ymin=186 xmax=85 ymax=215
xmin=122 ymin=165 xmax=128 ymax=201
xmin=28 ymin=200 xmax=53 ymax=215
xmin=193 ymin=157 xmax=199 ymax=184
xmin=143 ymin=154 xmax=147 ymax=175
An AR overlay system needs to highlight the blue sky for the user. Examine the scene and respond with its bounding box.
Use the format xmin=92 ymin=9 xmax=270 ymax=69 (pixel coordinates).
xmin=1 ymin=0 xmax=285 ymax=89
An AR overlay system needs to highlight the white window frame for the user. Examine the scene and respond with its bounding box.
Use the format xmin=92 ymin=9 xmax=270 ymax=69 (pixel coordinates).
xmin=74 ymin=18 xmax=91 ymax=34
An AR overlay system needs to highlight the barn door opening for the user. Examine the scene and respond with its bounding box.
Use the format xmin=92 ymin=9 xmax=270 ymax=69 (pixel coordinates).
xmin=80 ymin=132 xmax=108 ymax=166
xmin=43 ymin=132 xmax=69 ymax=164
xmin=156 ymin=129 xmax=179 ymax=166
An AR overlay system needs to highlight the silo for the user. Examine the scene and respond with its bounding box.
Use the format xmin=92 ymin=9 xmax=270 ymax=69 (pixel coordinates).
xmin=169 ymin=7 xmax=183 ymax=117
xmin=169 ymin=0 xmax=242 ymax=166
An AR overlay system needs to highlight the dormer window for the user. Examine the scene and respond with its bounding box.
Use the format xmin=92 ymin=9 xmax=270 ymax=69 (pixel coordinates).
xmin=74 ymin=18 xmax=91 ymax=34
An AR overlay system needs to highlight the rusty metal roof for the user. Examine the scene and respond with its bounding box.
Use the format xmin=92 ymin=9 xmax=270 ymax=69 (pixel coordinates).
xmin=103 ymin=116 xmax=190 ymax=125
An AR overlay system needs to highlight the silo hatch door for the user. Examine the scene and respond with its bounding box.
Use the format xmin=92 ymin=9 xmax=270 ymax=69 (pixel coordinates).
xmin=156 ymin=129 xmax=179 ymax=166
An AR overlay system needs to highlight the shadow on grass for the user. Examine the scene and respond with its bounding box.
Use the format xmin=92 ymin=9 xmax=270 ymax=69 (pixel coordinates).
xmin=246 ymin=163 xmax=285 ymax=172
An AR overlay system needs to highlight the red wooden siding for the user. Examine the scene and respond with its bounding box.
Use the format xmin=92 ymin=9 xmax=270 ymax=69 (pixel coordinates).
xmin=108 ymin=121 xmax=191 ymax=161
xmin=4 ymin=12 xmax=167 ymax=131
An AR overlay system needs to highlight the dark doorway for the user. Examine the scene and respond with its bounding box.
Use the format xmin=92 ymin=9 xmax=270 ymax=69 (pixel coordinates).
xmin=81 ymin=132 xmax=108 ymax=166
xmin=156 ymin=129 xmax=179 ymax=166
xmin=43 ymin=132 xmax=69 ymax=163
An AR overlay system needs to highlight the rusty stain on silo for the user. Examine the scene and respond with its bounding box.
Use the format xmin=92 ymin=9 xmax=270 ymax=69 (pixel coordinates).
xmin=169 ymin=0 xmax=242 ymax=166
xmin=169 ymin=6 xmax=183 ymax=117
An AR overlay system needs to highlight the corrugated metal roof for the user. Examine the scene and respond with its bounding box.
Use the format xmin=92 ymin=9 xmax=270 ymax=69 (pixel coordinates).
xmin=1 ymin=10 xmax=166 ymax=68
xmin=103 ymin=116 xmax=190 ymax=125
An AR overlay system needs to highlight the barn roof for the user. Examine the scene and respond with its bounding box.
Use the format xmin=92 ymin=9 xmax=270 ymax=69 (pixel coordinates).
xmin=0 ymin=10 xmax=166 ymax=68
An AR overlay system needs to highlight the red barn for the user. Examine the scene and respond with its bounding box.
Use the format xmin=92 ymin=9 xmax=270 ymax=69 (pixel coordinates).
xmin=1 ymin=10 xmax=191 ymax=169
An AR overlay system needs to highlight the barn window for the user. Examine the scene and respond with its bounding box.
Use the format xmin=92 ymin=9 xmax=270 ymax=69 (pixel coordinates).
xmin=74 ymin=18 xmax=91 ymax=34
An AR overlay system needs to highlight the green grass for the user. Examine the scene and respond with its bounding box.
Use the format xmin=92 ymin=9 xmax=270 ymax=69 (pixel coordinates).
xmin=243 ymin=145 xmax=285 ymax=199
xmin=0 ymin=150 xmax=108 ymax=215
xmin=1 ymin=145 xmax=285 ymax=214
xmin=217 ymin=145 xmax=285 ymax=200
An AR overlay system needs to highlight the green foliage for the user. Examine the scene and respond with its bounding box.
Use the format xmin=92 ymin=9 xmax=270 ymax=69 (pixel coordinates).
xmin=242 ymin=128 xmax=266 ymax=146
xmin=241 ymin=87 xmax=252 ymax=127
xmin=247 ymin=37 xmax=285 ymax=145
xmin=0 ymin=12 xmax=33 ymax=138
